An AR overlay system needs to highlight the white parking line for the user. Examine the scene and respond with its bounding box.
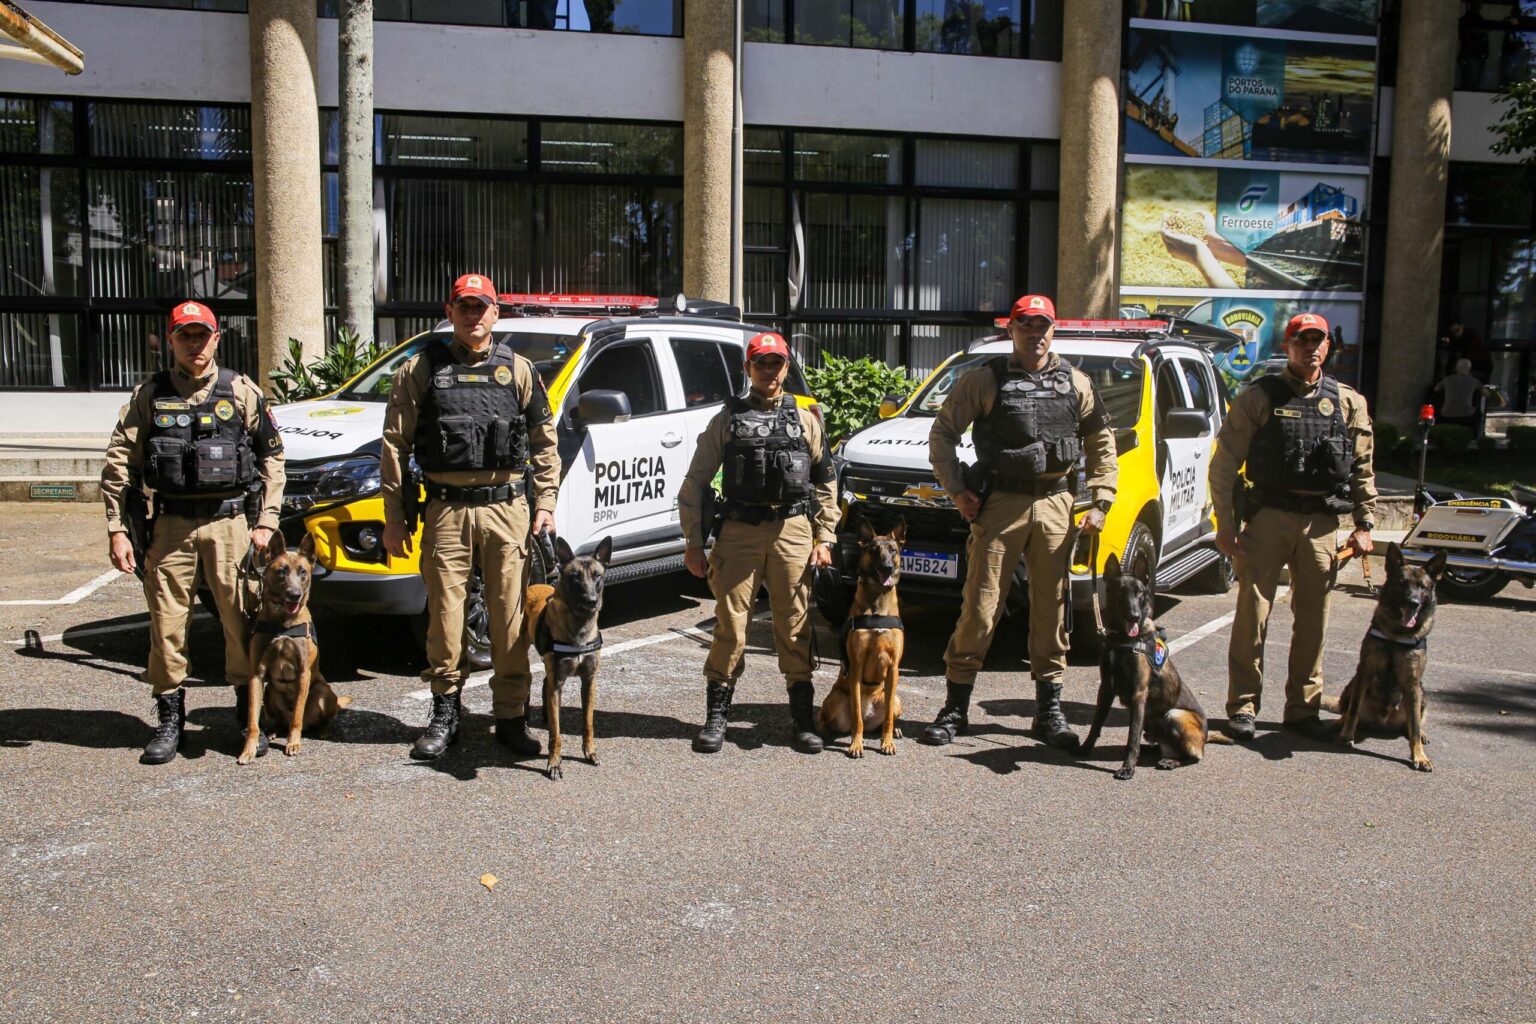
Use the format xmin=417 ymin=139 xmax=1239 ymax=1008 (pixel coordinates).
xmin=5 ymin=616 xmax=168 ymax=647
xmin=1167 ymin=585 xmax=1289 ymax=655
xmin=0 ymin=570 xmax=125 ymax=607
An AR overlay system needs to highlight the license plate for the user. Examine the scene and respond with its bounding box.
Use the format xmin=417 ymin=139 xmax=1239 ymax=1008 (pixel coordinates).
xmin=901 ymin=549 xmax=957 ymax=579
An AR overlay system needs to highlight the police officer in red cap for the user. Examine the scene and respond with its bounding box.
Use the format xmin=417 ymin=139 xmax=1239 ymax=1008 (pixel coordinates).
xmin=1210 ymin=311 xmax=1377 ymax=741
xmin=678 ymin=331 xmax=839 ymax=754
xmin=101 ymin=300 xmax=286 ymax=764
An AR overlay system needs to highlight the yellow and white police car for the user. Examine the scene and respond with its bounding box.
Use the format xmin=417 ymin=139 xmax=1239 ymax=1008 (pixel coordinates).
xmin=832 ymin=317 xmax=1239 ymax=639
xmin=271 ymin=294 xmax=819 ymax=664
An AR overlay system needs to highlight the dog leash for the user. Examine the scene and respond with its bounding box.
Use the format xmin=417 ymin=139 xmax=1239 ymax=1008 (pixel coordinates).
xmin=236 ymin=540 xmax=260 ymax=634
xmin=535 ymin=526 xmax=560 ymax=587
xmin=1065 ymin=527 xmax=1105 ymax=646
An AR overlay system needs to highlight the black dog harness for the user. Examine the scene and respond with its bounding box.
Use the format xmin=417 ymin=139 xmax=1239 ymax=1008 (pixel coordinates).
xmin=1102 ymin=626 xmax=1169 ymax=668
xmin=252 ymin=620 xmax=316 ymax=642
xmin=837 ymin=614 xmax=903 ymax=671
xmin=533 ymin=615 xmax=603 ymax=658
xmin=1367 ymin=626 xmax=1428 ymax=652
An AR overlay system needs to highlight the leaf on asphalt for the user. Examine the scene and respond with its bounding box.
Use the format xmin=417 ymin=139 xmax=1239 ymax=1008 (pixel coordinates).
xmin=480 ymin=873 xmax=499 ymax=892
xmin=1364 ymin=821 xmax=1376 ymax=828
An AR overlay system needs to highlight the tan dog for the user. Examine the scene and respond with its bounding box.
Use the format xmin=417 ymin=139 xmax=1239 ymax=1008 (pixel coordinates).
xmin=522 ymin=535 xmax=612 ymax=780
xmin=817 ymin=518 xmax=905 ymax=758
xmin=238 ymin=532 xmax=348 ymax=764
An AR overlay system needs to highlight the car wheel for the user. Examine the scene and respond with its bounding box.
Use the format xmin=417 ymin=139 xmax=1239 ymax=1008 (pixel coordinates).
xmin=1123 ymin=521 xmax=1159 ymax=592
xmin=1194 ymin=552 xmax=1236 ymax=594
xmin=1437 ymin=566 xmax=1508 ymax=602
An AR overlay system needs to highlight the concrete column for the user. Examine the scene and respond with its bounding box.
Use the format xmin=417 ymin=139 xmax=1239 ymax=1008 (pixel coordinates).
xmin=682 ymin=0 xmax=736 ymax=304
xmin=249 ymin=0 xmax=326 ymax=387
xmin=1055 ymin=0 xmax=1122 ymax=319
xmin=1376 ymin=0 xmax=1457 ymax=428
xmin=338 ymin=0 xmax=374 ymax=350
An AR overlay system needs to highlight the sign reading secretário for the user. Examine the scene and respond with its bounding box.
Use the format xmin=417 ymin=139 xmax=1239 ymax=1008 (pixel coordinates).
xmin=30 ymin=484 xmax=78 ymax=500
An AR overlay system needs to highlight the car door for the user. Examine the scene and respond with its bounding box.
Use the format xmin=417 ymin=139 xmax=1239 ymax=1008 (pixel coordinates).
xmin=1153 ymin=356 xmax=1204 ymax=549
xmin=667 ymin=332 xmax=749 ymax=539
xmin=560 ymin=334 xmax=690 ymax=559
xmin=1174 ymin=353 xmax=1222 ymax=541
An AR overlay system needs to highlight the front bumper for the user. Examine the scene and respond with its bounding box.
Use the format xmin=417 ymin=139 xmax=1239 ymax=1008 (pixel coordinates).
xmin=309 ymin=568 xmax=427 ymax=616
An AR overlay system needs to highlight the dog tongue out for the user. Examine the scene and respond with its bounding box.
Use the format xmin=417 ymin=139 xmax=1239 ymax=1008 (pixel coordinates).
xmin=1403 ymin=610 xmax=1419 ymax=629
xmin=1127 ymin=623 xmax=1140 ymax=637
xmin=285 ymin=600 xmax=302 ymax=616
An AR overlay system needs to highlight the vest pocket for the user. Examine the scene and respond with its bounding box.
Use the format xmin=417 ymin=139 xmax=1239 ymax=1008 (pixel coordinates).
xmin=146 ymin=436 xmax=190 ymax=492
xmin=194 ymin=438 xmax=239 ymax=487
xmin=995 ymin=441 xmax=1047 ymax=478
xmin=436 ymin=415 xmax=484 ymax=468
xmin=487 ymin=418 xmax=516 ymax=468
xmin=777 ymin=449 xmax=811 ymax=500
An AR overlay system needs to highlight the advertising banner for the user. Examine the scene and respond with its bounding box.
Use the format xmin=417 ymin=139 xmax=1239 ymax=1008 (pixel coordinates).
xmin=1126 ymin=27 xmax=1377 ymax=166
xmin=1121 ymin=293 xmax=1362 ymax=389
xmin=1122 ymin=163 xmax=1366 ymax=292
xmin=1128 ymin=0 xmax=1379 ymax=36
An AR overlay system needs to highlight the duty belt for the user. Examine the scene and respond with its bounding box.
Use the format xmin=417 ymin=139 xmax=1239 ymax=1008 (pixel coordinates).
xmin=992 ymin=474 xmax=1070 ymax=497
xmin=425 ymin=479 xmax=526 ymax=505
xmin=1252 ymin=489 xmax=1341 ymax=516
xmin=157 ymin=495 xmax=246 ymax=520
xmin=721 ymin=498 xmax=811 ymax=525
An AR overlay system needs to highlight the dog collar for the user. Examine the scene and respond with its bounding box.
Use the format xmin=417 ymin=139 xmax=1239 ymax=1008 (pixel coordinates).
xmin=1367 ymin=627 xmax=1427 ymax=651
xmin=1104 ymin=628 xmax=1167 ymax=667
xmin=533 ymin=615 xmax=602 ymax=657
xmin=847 ymin=614 xmax=903 ymax=632
xmin=252 ymin=620 xmax=315 ymax=641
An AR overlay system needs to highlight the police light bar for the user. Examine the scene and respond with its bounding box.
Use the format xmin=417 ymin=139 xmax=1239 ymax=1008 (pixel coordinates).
xmin=991 ymin=316 xmax=1171 ymax=332
xmin=498 ymin=293 xmax=659 ymax=310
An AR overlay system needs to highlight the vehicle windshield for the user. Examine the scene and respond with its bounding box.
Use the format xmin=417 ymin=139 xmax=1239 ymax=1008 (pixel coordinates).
xmin=908 ymin=351 xmax=1146 ymax=429
xmin=341 ymin=330 xmax=581 ymax=400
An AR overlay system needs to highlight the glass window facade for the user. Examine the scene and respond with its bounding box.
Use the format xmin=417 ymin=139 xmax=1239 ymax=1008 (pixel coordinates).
xmin=743 ymin=128 xmax=1058 ymax=376
xmin=1453 ymin=0 xmax=1536 ymax=92
xmin=746 ymin=0 xmax=1060 ymax=57
xmin=1 ymin=95 xmax=682 ymax=389
xmin=47 ymin=0 xmax=682 ymax=34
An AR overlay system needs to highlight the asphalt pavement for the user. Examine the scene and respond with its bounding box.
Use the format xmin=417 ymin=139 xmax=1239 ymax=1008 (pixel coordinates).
xmin=2 ymin=502 xmax=1533 ymax=1023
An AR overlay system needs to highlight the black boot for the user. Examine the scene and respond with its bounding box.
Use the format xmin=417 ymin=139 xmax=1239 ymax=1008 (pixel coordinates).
xmin=495 ymin=715 xmax=542 ymax=757
xmin=787 ymin=681 xmax=824 ymax=754
xmin=233 ymin=684 xmax=267 ymax=758
xmin=918 ymin=681 xmax=972 ymax=746
xmin=411 ymin=691 xmax=461 ymax=760
xmin=141 ymin=689 xmax=186 ymax=765
xmin=694 ymin=682 xmax=734 ymax=753
xmin=1030 ymin=678 xmax=1079 ymax=751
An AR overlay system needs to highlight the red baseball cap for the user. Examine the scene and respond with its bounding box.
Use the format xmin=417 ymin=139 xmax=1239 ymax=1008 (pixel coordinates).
xmin=1009 ymin=294 xmax=1056 ymax=323
xmin=449 ymin=273 xmax=498 ymax=306
xmin=1285 ymin=312 xmax=1330 ymax=339
xmin=746 ymin=331 xmax=790 ymax=363
xmin=168 ymin=300 xmax=217 ymax=335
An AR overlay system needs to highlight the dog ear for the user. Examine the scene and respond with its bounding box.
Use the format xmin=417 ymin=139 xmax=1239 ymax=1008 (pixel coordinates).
xmin=1425 ymin=549 xmax=1447 ymax=581
xmin=263 ymin=531 xmax=287 ymax=562
xmin=1104 ymin=552 xmax=1121 ymax=578
xmin=858 ymin=517 xmax=875 ymax=544
xmin=1386 ymin=541 xmax=1403 ymax=573
xmin=593 ymin=535 xmax=613 ymax=567
xmin=554 ymin=535 xmax=576 ymax=566
xmin=298 ymin=532 xmax=316 ymax=563
xmin=891 ymin=517 xmax=907 ymax=544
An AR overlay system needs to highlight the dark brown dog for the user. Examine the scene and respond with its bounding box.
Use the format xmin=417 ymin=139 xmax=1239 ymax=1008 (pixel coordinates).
xmin=1080 ymin=552 xmax=1227 ymax=779
xmin=522 ymin=535 xmax=611 ymax=780
xmin=1324 ymin=542 xmax=1445 ymax=772
xmin=238 ymin=533 xmax=348 ymax=764
xmin=817 ymin=518 xmax=905 ymax=758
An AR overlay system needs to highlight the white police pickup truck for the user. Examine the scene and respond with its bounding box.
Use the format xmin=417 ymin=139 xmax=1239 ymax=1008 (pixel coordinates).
xmin=832 ymin=318 xmax=1239 ymax=628
xmin=270 ymin=294 xmax=817 ymax=663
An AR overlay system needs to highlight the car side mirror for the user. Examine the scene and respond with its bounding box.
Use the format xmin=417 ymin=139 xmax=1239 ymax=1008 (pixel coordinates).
xmin=878 ymin=393 xmax=903 ymax=419
xmin=576 ymin=389 xmax=632 ymax=426
xmin=1163 ymin=408 xmax=1209 ymax=439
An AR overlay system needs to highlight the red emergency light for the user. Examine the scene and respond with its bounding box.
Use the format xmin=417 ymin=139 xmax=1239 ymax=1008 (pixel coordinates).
xmin=498 ymin=293 xmax=659 ymax=309
xmin=991 ymin=317 xmax=1171 ymax=331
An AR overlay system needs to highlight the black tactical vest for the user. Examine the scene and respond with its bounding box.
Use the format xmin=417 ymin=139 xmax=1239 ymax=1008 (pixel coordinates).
xmin=722 ymin=394 xmax=812 ymax=506
xmin=1246 ymin=374 xmax=1351 ymax=500
xmin=141 ymin=368 xmax=258 ymax=496
xmin=414 ymin=340 xmax=530 ymax=473
xmin=972 ymin=357 xmax=1082 ymax=482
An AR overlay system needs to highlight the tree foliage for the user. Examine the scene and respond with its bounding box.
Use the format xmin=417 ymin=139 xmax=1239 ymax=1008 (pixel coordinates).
xmin=267 ymin=327 xmax=381 ymax=403
xmin=802 ymin=352 xmax=918 ymax=446
xmin=1491 ymin=76 xmax=1536 ymax=164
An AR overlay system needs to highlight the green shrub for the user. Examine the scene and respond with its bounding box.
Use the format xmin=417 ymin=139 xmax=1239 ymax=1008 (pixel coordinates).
xmin=1476 ymin=434 xmax=1499 ymax=452
xmin=802 ymin=352 xmax=918 ymax=446
xmin=1508 ymin=425 xmax=1536 ymax=454
xmin=1373 ymin=421 xmax=1402 ymax=456
xmin=268 ymin=327 xmax=381 ymax=403
xmin=1428 ymin=423 xmax=1474 ymax=456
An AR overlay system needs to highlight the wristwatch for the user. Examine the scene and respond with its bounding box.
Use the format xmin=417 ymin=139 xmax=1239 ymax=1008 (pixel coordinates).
xmin=1356 ymin=521 xmax=1374 ymax=532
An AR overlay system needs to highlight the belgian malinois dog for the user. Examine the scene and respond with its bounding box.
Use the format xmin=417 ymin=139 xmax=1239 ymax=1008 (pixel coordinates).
xmin=817 ymin=518 xmax=905 ymax=758
xmin=239 ymin=533 xmax=348 ymax=764
xmin=522 ymin=534 xmax=612 ymax=780
xmin=1324 ymin=543 xmax=1445 ymax=772
xmin=1080 ymin=552 xmax=1227 ymax=779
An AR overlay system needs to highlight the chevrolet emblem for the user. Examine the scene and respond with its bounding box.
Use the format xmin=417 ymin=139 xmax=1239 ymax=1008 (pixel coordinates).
xmin=903 ymin=483 xmax=944 ymax=502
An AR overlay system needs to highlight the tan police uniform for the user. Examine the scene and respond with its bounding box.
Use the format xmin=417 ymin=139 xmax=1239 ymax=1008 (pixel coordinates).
xmin=1210 ymin=367 xmax=1376 ymax=725
xmin=102 ymin=361 xmax=286 ymax=694
xmin=930 ymin=353 xmax=1118 ymax=688
xmin=380 ymin=336 xmax=560 ymax=730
